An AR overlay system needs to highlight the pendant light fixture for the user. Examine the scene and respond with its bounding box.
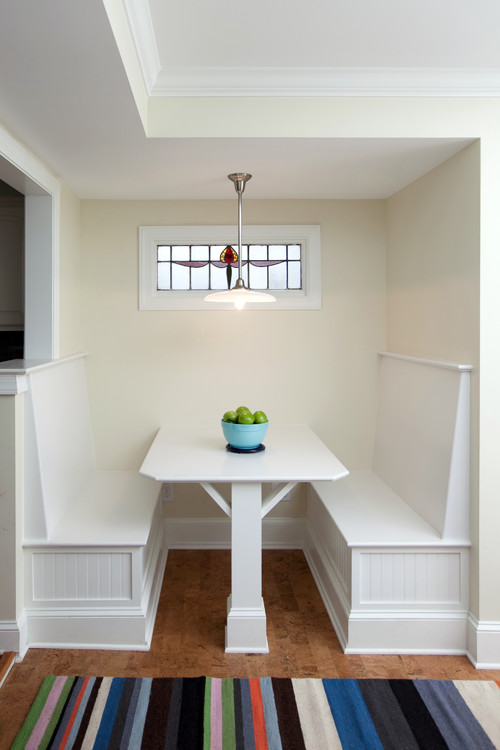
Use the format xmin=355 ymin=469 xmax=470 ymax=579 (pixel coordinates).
xmin=204 ymin=173 xmax=277 ymax=309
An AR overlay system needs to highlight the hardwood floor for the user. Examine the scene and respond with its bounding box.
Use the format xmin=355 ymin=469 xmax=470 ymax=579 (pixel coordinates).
xmin=1 ymin=549 xmax=499 ymax=746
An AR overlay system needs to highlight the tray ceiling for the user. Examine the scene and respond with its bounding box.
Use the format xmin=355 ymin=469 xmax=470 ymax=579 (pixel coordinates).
xmin=0 ymin=0 xmax=495 ymax=198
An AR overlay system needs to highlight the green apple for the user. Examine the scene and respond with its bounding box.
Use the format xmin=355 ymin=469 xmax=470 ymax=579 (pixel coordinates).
xmin=236 ymin=405 xmax=250 ymax=415
xmin=253 ymin=411 xmax=268 ymax=424
xmin=238 ymin=411 xmax=255 ymax=424
xmin=222 ymin=410 xmax=238 ymax=423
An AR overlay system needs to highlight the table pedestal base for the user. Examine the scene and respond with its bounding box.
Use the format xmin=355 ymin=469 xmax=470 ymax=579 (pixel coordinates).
xmin=225 ymin=595 xmax=269 ymax=653
xmin=140 ymin=426 xmax=349 ymax=654
xmin=224 ymin=482 xmax=270 ymax=653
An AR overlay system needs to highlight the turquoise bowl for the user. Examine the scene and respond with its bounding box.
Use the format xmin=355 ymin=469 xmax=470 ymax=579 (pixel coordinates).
xmin=221 ymin=419 xmax=268 ymax=450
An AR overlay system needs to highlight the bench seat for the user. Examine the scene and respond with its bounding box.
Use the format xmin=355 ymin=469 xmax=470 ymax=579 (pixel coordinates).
xmin=304 ymin=351 xmax=472 ymax=656
xmin=20 ymin=354 xmax=166 ymax=652
xmin=312 ymin=471 xmax=446 ymax=547
xmin=37 ymin=472 xmax=160 ymax=546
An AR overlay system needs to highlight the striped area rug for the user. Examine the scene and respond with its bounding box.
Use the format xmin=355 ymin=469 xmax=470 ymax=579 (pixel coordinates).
xmin=12 ymin=676 xmax=500 ymax=749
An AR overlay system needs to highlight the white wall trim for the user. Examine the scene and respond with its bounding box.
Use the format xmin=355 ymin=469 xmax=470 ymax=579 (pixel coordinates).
xmin=378 ymin=350 xmax=473 ymax=373
xmin=122 ymin=0 xmax=161 ymax=93
xmin=0 ymin=122 xmax=60 ymax=360
xmin=0 ymin=124 xmax=59 ymax=197
xmin=466 ymin=614 xmax=500 ymax=669
xmin=25 ymin=196 xmax=59 ymax=359
xmin=26 ymin=610 xmax=157 ymax=652
xmin=0 ymin=612 xmax=27 ymax=655
xmin=0 ymin=373 xmax=27 ymax=395
xmin=165 ymin=517 xmax=305 ymax=550
xmin=139 ymin=224 xmax=321 ymax=311
xmin=152 ymin=66 xmax=500 ymax=98
xmin=303 ymin=525 xmax=350 ymax=650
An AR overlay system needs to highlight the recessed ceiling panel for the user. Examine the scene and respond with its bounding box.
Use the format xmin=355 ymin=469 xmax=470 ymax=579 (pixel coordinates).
xmin=148 ymin=0 xmax=500 ymax=69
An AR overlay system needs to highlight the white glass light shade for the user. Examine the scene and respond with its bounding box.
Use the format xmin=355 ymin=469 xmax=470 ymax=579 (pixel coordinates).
xmin=205 ymin=285 xmax=276 ymax=310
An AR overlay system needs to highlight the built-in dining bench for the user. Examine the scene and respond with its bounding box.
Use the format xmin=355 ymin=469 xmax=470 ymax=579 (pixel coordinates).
xmin=305 ymin=351 xmax=472 ymax=655
xmin=22 ymin=354 xmax=166 ymax=650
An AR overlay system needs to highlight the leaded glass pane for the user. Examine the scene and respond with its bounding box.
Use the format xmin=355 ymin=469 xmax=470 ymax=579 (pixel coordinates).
xmin=269 ymin=263 xmax=287 ymax=289
xmin=251 ymin=245 xmax=267 ymax=260
xmin=210 ymin=264 xmax=229 ymax=289
xmin=211 ymin=245 xmax=226 ymax=260
xmin=269 ymin=245 xmax=286 ymax=260
xmin=172 ymin=262 xmax=190 ymax=289
xmin=192 ymin=245 xmax=209 ymax=261
xmin=158 ymin=246 xmax=170 ymax=261
xmin=249 ymin=264 xmax=268 ymax=289
xmin=191 ymin=264 xmax=209 ymax=289
xmin=172 ymin=245 xmax=189 ymax=261
xmin=288 ymin=261 xmax=301 ymax=289
xmin=157 ymin=263 xmax=171 ymax=289
xmin=288 ymin=244 xmax=301 ymax=260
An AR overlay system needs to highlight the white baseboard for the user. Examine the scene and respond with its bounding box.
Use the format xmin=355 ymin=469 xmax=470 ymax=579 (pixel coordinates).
xmin=165 ymin=517 xmax=305 ymax=549
xmin=303 ymin=526 xmax=350 ymax=650
xmin=0 ymin=612 xmax=27 ymax=656
xmin=343 ymin=612 xmax=468 ymax=654
xmin=466 ymin=614 xmax=500 ymax=668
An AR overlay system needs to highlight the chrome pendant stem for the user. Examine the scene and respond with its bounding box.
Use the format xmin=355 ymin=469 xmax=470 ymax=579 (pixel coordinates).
xmin=205 ymin=171 xmax=275 ymax=306
xmin=228 ymin=173 xmax=251 ymax=287
xmin=237 ymin=188 xmax=242 ymax=280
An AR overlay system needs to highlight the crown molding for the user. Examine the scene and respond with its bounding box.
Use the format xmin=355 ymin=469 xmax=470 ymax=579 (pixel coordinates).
xmin=123 ymin=0 xmax=161 ymax=91
xmin=152 ymin=66 xmax=500 ymax=98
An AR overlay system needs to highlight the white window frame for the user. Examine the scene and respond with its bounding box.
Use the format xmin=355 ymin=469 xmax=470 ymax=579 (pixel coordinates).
xmin=139 ymin=225 xmax=321 ymax=310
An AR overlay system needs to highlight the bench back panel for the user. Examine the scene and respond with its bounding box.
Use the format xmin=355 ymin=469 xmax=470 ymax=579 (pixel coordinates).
xmin=25 ymin=356 xmax=96 ymax=539
xmin=372 ymin=354 xmax=470 ymax=539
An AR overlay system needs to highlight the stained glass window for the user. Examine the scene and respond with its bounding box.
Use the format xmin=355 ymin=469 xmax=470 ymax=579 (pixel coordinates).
xmin=156 ymin=243 xmax=302 ymax=292
xmin=139 ymin=225 xmax=321 ymax=310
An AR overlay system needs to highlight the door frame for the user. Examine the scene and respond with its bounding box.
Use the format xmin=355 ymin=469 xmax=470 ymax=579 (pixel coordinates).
xmin=0 ymin=125 xmax=60 ymax=360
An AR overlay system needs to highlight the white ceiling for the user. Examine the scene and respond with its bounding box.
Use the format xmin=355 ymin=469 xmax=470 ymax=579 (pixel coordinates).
xmin=0 ymin=0 xmax=496 ymax=199
xmin=149 ymin=0 xmax=500 ymax=70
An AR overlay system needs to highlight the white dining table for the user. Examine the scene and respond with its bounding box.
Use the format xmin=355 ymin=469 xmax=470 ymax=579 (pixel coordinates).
xmin=140 ymin=424 xmax=348 ymax=653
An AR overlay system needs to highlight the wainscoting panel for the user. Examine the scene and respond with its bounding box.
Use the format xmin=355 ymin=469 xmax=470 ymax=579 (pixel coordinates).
xmin=357 ymin=550 xmax=463 ymax=606
xmin=31 ymin=551 xmax=134 ymax=603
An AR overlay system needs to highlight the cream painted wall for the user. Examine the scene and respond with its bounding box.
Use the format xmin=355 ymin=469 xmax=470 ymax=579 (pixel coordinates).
xmin=58 ymin=184 xmax=82 ymax=357
xmin=386 ymin=143 xmax=480 ymax=614
xmin=81 ymin=199 xmax=386 ymax=517
xmin=386 ymin=143 xmax=479 ymax=364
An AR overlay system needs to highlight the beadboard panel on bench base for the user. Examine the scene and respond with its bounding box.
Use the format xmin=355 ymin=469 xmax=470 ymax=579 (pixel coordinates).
xmin=304 ymin=521 xmax=470 ymax=655
xmin=23 ymin=508 xmax=167 ymax=651
xmin=164 ymin=517 xmax=306 ymax=549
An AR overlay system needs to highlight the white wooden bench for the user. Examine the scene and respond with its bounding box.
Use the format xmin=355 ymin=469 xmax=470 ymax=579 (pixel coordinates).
xmin=305 ymin=351 xmax=472 ymax=655
xmin=22 ymin=354 xmax=166 ymax=650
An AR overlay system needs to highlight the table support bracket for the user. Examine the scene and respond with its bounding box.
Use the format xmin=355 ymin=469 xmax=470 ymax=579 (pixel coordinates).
xmin=200 ymin=482 xmax=232 ymax=518
xmin=261 ymin=481 xmax=298 ymax=518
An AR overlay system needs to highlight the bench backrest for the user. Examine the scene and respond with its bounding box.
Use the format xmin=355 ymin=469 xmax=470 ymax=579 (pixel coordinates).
xmin=24 ymin=355 xmax=95 ymax=540
xmin=372 ymin=352 xmax=471 ymax=540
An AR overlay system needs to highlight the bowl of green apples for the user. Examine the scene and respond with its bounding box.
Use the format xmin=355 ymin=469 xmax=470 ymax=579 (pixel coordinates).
xmin=221 ymin=406 xmax=268 ymax=450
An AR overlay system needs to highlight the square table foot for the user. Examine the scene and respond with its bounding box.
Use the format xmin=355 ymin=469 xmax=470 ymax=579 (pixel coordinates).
xmin=225 ymin=596 xmax=269 ymax=653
